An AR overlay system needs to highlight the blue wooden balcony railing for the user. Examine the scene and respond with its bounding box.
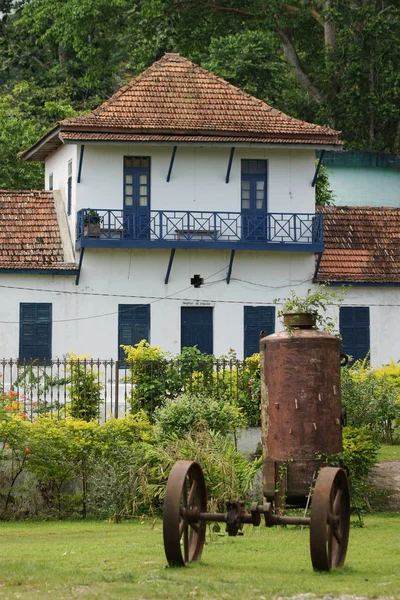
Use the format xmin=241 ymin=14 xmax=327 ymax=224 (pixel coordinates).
xmin=76 ymin=209 xmax=324 ymax=251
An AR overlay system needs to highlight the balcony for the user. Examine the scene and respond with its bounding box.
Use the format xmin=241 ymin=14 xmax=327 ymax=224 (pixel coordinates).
xmin=76 ymin=209 xmax=324 ymax=252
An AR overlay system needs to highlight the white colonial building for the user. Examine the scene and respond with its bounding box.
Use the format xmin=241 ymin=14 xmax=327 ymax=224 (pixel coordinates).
xmin=1 ymin=53 xmax=399 ymax=366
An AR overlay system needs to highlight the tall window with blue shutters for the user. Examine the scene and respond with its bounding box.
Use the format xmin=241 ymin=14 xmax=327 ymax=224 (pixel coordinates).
xmin=19 ymin=303 xmax=52 ymax=361
xmin=244 ymin=306 xmax=275 ymax=358
xmin=339 ymin=306 xmax=370 ymax=363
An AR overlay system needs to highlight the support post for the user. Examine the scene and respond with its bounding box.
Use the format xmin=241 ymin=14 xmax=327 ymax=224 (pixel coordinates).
xmin=312 ymin=150 xmax=325 ymax=187
xmin=167 ymin=146 xmax=177 ymax=182
xmin=225 ymin=147 xmax=235 ymax=183
xmin=165 ymin=248 xmax=176 ymax=284
xmin=114 ymin=360 xmax=119 ymax=419
xmin=226 ymin=249 xmax=235 ymax=284
xmin=313 ymin=251 xmax=323 ymax=282
xmin=77 ymin=144 xmax=85 ymax=183
xmin=75 ymin=247 xmax=85 ymax=285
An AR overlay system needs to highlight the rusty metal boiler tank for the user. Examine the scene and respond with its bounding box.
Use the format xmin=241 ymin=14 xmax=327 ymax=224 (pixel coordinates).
xmin=260 ymin=327 xmax=343 ymax=507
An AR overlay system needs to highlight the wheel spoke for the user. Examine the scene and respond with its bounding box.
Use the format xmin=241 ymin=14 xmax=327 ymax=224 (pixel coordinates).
xmin=179 ymin=517 xmax=186 ymax=539
xmin=190 ymin=521 xmax=200 ymax=533
xmin=333 ymin=526 xmax=342 ymax=544
xmin=183 ymin=524 xmax=189 ymax=562
xmin=333 ymin=488 xmax=342 ymax=515
xmin=188 ymin=480 xmax=197 ymax=506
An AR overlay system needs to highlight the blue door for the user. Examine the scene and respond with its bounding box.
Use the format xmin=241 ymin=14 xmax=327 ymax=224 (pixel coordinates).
xmin=118 ymin=304 xmax=150 ymax=363
xmin=244 ymin=306 xmax=275 ymax=358
xmin=340 ymin=307 xmax=370 ymax=363
xmin=241 ymin=160 xmax=267 ymax=241
xmin=181 ymin=307 xmax=213 ymax=354
xmin=19 ymin=303 xmax=52 ymax=361
xmin=123 ymin=157 xmax=150 ymax=239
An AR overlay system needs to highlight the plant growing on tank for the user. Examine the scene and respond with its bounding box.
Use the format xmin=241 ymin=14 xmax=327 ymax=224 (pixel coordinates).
xmin=274 ymin=286 xmax=346 ymax=334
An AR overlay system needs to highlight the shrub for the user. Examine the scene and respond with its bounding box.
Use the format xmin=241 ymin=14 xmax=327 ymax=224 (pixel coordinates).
xmin=140 ymin=429 xmax=262 ymax=513
xmin=153 ymin=393 xmax=246 ymax=439
xmin=342 ymin=426 xmax=380 ymax=519
xmin=87 ymin=413 xmax=153 ymax=521
xmin=318 ymin=426 xmax=380 ymax=523
xmin=121 ymin=341 xmax=171 ymax=413
xmin=66 ymin=353 xmax=104 ymax=421
xmin=0 ymin=406 xmax=32 ymax=518
xmin=342 ymin=361 xmax=400 ymax=443
xmin=24 ymin=418 xmax=99 ymax=518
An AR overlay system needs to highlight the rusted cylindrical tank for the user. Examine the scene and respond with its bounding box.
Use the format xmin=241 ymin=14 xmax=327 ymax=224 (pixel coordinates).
xmin=260 ymin=328 xmax=343 ymax=507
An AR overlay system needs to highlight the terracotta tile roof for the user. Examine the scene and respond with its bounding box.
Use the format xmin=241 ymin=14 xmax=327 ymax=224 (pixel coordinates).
xmin=0 ymin=190 xmax=77 ymax=272
xmin=316 ymin=206 xmax=400 ymax=283
xmin=21 ymin=53 xmax=342 ymax=161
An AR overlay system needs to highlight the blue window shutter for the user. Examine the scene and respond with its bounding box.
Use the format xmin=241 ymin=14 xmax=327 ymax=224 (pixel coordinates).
xmin=340 ymin=307 xmax=370 ymax=363
xmin=244 ymin=306 xmax=275 ymax=358
xmin=19 ymin=303 xmax=52 ymax=360
xmin=118 ymin=304 xmax=150 ymax=362
xmin=181 ymin=307 xmax=213 ymax=354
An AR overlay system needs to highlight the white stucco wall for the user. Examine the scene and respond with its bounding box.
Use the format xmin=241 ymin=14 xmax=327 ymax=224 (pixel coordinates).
xmin=70 ymin=144 xmax=316 ymax=216
xmin=1 ymin=253 xmax=400 ymax=366
xmin=0 ymin=249 xmax=314 ymax=359
xmin=44 ymin=144 xmax=78 ymax=232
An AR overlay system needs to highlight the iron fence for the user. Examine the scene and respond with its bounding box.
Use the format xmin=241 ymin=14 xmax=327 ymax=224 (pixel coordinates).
xmin=0 ymin=358 xmax=257 ymax=423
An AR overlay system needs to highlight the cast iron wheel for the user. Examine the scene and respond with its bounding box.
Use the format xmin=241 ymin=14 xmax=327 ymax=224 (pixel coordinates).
xmin=163 ymin=460 xmax=207 ymax=566
xmin=310 ymin=467 xmax=350 ymax=571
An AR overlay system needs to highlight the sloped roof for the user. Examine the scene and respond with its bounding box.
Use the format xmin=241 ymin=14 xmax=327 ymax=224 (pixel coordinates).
xmin=316 ymin=206 xmax=400 ymax=283
xmin=0 ymin=190 xmax=77 ymax=273
xmin=21 ymin=53 xmax=342 ymax=161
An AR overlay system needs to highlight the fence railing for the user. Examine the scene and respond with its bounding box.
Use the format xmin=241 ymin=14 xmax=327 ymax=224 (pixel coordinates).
xmin=0 ymin=358 xmax=258 ymax=423
xmin=77 ymin=209 xmax=324 ymax=251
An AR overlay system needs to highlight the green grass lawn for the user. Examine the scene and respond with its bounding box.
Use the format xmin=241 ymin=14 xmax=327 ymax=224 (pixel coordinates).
xmin=0 ymin=514 xmax=398 ymax=599
xmin=378 ymin=444 xmax=400 ymax=461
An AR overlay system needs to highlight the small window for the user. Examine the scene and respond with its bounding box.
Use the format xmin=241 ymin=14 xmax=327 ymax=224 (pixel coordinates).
xmin=242 ymin=160 xmax=266 ymax=175
xmin=49 ymin=173 xmax=53 ymax=191
xmin=124 ymin=156 xmax=150 ymax=169
xmin=67 ymin=159 xmax=72 ymax=216
xmin=19 ymin=303 xmax=52 ymax=361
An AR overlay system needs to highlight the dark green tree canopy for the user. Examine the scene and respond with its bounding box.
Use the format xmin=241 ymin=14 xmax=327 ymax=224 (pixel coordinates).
xmin=1 ymin=0 xmax=399 ymax=189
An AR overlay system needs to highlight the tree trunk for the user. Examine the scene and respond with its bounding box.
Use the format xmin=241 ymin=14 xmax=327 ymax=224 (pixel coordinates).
xmin=277 ymin=28 xmax=323 ymax=103
xmin=323 ymin=0 xmax=336 ymax=49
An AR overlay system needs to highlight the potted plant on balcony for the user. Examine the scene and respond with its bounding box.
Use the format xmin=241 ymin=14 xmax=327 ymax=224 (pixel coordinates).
xmin=274 ymin=286 xmax=346 ymax=333
xmin=84 ymin=210 xmax=102 ymax=238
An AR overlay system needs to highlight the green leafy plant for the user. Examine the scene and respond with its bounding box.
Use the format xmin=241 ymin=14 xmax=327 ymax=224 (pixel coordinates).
xmin=87 ymin=412 xmax=153 ymax=521
xmin=315 ymin=163 xmax=335 ymax=206
xmin=317 ymin=426 xmax=380 ymax=524
xmin=153 ymin=393 xmax=246 ymax=440
xmin=139 ymin=429 xmax=262 ymax=513
xmin=342 ymin=360 xmax=400 ymax=444
xmin=274 ymin=286 xmax=346 ymax=334
xmin=66 ymin=353 xmax=104 ymax=421
xmin=83 ymin=209 xmax=101 ymax=225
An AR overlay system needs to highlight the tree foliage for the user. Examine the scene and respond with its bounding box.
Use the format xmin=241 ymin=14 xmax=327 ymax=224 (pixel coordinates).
xmin=1 ymin=0 xmax=400 ymax=188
